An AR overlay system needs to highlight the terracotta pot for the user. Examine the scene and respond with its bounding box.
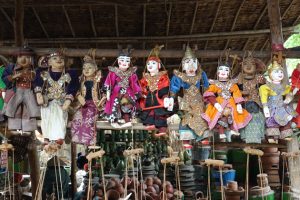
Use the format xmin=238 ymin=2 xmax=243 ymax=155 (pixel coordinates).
xmin=262 ymin=147 xmax=278 ymax=153
xmin=261 ymin=155 xmax=279 ymax=165
xmin=227 ymin=181 xmax=238 ymax=191
xmin=106 ymin=189 xmax=120 ymax=200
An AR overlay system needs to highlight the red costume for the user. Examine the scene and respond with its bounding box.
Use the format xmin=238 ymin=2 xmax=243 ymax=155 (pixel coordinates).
xmin=291 ymin=68 xmax=300 ymax=126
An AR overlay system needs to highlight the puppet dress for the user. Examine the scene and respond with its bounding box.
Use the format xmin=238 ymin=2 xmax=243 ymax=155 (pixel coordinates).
xmin=170 ymin=70 xmax=209 ymax=140
xmin=291 ymin=69 xmax=300 ymax=127
xmin=103 ymin=66 xmax=141 ymax=123
xmin=35 ymin=70 xmax=79 ymax=141
xmin=71 ymin=73 xmax=102 ymax=145
xmin=259 ymin=83 xmax=296 ymax=139
xmin=201 ymin=80 xmax=252 ymax=132
xmin=237 ymin=74 xmax=265 ymax=143
xmin=139 ymin=71 xmax=171 ymax=132
xmin=2 ymin=64 xmax=40 ymax=131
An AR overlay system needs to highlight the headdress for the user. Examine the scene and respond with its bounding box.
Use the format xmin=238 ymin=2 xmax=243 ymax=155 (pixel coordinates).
xmin=182 ymin=45 xmax=196 ymax=61
xmin=118 ymin=45 xmax=133 ymax=57
xmin=83 ymin=55 xmax=97 ymax=67
xmin=268 ymin=60 xmax=283 ymax=76
xmin=147 ymin=45 xmax=164 ymax=63
xmin=14 ymin=46 xmax=35 ymax=57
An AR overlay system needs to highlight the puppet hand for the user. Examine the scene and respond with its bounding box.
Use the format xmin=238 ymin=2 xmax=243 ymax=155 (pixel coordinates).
xmin=77 ymin=95 xmax=86 ymax=106
xmin=62 ymin=99 xmax=71 ymax=111
xmin=164 ymin=97 xmax=174 ymax=111
xmin=36 ymin=93 xmax=44 ymax=105
xmin=237 ymin=104 xmax=243 ymax=114
xmin=284 ymin=94 xmax=293 ymax=104
xmin=1 ymin=91 xmax=5 ymax=99
xmin=106 ymin=90 xmax=111 ymax=101
xmin=263 ymin=106 xmax=270 ymax=118
xmin=214 ymin=103 xmax=223 ymax=113
xmin=293 ymin=88 xmax=299 ymax=95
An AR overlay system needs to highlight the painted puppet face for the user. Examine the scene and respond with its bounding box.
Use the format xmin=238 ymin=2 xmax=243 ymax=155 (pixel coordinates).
xmin=83 ymin=63 xmax=97 ymax=78
xmin=16 ymin=55 xmax=32 ymax=68
xmin=48 ymin=55 xmax=65 ymax=71
xmin=147 ymin=60 xmax=160 ymax=75
xmin=270 ymin=69 xmax=284 ymax=82
xmin=182 ymin=58 xmax=198 ymax=76
xmin=117 ymin=56 xmax=131 ymax=71
xmin=217 ymin=65 xmax=230 ymax=80
xmin=243 ymin=63 xmax=256 ymax=75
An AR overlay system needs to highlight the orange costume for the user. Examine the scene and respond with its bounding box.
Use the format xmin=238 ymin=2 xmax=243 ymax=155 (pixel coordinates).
xmin=201 ymin=80 xmax=252 ymax=131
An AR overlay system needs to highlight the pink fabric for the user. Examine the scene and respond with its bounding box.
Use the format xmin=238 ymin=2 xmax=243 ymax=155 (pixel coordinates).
xmin=234 ymin=96 xmax=244 ymax=104
xmin=104 ymin=71 xmax=141 ymax=114
xmin=203 ymin=91 xmax=215 ymax=103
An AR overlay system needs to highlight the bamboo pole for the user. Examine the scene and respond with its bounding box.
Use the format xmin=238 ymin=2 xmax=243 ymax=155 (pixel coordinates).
xmin=14 ymin=0 xmax=24 ymax=46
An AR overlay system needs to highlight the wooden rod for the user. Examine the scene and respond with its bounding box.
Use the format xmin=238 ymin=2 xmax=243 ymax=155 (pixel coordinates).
xmin=14 ymin=0 xmax=24 ymax=46
xmin=27 ymin=142 xmax=40 ymax=199
xmin=0 ymin=46 xmax=300 ymax=58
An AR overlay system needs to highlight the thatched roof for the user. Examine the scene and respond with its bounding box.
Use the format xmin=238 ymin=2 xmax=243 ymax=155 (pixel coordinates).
xmin=0 ymin=0 xmax=300 ymax=76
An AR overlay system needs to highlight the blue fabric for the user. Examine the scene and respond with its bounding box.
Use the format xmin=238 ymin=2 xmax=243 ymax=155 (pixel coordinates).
xmin=2 ymin=64 xmax=15 ymax=89
xmin=170 ymin=71 xmax=209 ymax=93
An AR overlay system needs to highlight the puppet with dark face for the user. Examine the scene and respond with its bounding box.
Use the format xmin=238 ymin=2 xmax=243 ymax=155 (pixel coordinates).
xmin=237 ymin=57 xmax=266 ymax=143
xmin=2 ymin=47 xmax=40 ymax=132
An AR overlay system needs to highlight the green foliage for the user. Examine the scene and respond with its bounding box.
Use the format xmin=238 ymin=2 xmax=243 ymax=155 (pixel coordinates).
xmin=284 ymin=33 xmax=300 ymax=75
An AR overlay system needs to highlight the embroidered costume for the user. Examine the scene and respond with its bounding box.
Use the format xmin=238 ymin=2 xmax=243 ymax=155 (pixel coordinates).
xmin=201 ymin=79 xmax=252 ymax=134
xmin=0 ymin=65 xmax=5 ymax=121
xmin=291 ymin=66 xmax=300 ymax=127
xmin=35 ymin=53 xmax=79 ymax=141
xmin=71 ymin=56 xmax=104 ymax=145
xmin=2 ymin=47 xmax=40 ymax=131
xmin=237 ymin=58 xmax=266 ymax=143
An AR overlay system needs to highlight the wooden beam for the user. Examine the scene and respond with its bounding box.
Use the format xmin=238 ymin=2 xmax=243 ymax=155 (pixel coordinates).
xmin=203 ymin=0 xmax=222 ymax=51
xmin=0 ymin=7 xmax=13 ymax=26
xmin=166 ymin=3 xmax=172 ymax=37
xmin=0 ymin=46 xmax=300 ymax=59
xmin=114 ymin=5 xmax=119 ymax=37
xmin=282 ymin=0 xmax=296 ymax=19
xmin=142 ymin=4 xmax=146 ymax=49
xmin=89 ymin=5 xmax=97 ymax=37
xmin=224 ymin=0 xmax=246 ymax=50
xmin=32 ymin=7 xmax=49 ymax=38
xmin=62 ymin=6 xmax=75 ymax=37
xmin=14 ymin=0 xmax=24 ymax=47
xmin=189 ymin=1 xmax=199 ymax=34
xmin=293 ymin=13 xmax=300 ymax=26
xmin=2 ymin=26 xmax=294 ymax=45
xmin=243 ymin=3 xmax=268 ymax=50
xmin=214 ymin=142 xmax=286 ymax=149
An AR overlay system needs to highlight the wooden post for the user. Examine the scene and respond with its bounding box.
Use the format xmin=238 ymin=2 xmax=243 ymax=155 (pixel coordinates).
xmin=27 ymin=143 xmax=40 ymax=199
xmin=267 ymin=0 xmax=300 ymax=197
xmin=14 ymin=0 xmax=24 ymax=46
xmin=71 ymin=143 xmax=77 ymax=198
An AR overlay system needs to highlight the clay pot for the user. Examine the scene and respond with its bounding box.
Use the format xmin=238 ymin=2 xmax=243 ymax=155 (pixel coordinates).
xmin=145 ymin=177 xmax=154 ymax=186
xmin=262 ymin=147 xmax=278 ymax=153
xmin=166 ymin=184 xmax=174 ymax=194
xmin=195 ymin=191 xmax=208 ymax=200
xmin=146 ymin=186 xmax=156 ymax=194
xmin=227 ymin=181 xmax=238 ymax=191
xmin=121 ymin=176 xmax=132 ymax=187
xmin=115 ymin=184 xmax=124 ymax=195
xmin=106 ymin=189 xmax=120 ymax=200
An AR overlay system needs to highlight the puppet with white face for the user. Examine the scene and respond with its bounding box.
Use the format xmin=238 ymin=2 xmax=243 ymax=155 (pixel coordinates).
xmin=170 ymin=46 xmax=209 ymax=140
xmin=103 ymin=47 xmax=141 ymax=128
xmin=259 ymin=61 xmax=296 ymax=140
xmin=2 ymin=47 xmax=40 ymax=132
xmin=201 ymin=63 xmax=252 ymax=140
xmin=34 ymin=52 xmax=79 ymax=143
xmin=139 ymin=45 xmax=172 ymax=137
xmin=71 ymin=56 xmax=104 ymax=145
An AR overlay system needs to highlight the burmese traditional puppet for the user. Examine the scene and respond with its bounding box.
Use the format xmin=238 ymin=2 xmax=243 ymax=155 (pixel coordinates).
xmin=237 ymin=57 xmax=266 ymax=143
xmin=34 ymin=52 xmax=79 ymax=142
xmin=0 ymin=64 xmax=5 ymax=121
xmin=259 ymin=61 xmax=296 ymax=140
xmin=2 ymin=47 xmax=40 ymax=132
xmin=291 ymin=63 xmax=300 ymax=127
xmin=103 ymin=46 xmax=141 ymax=128
xmin=139 ymin=45 xmax=172 ymax=137
xmin=71 ymin=55 xmax=104 ymax=145
xmin=201 ymin=63 xmax=252 ymax=140
xmin=170 ymin=46 xmax=209 ymax=140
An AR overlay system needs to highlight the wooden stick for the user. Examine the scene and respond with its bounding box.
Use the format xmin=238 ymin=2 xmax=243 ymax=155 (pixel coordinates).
xmin=204 ymin=159 xmax=224 ymax=167
xmin=123 ymin=148 xmax=144 ymax=157
xmin=243 ymin=147 xmax=264 ymax=156
xmin=161 ymin=156 xmax=180 ymax=164
xmin=86 ymin=150 xmax=105 ymax=161
xmin=282 ymin=151 xmax=300 ymax=158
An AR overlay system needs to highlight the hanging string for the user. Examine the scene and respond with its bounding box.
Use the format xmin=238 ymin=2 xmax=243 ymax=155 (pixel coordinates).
xmin=245 ymin=153 xmax=249 ymax=200
xmin=53 ymin=154 xmax=60 ymax=200
xmin=87 ymin=160 xmax=92 ymax=200
xmin=219 ymin=166 xmax=225 ymax=200
xmin=258 ymin=156 xmax=264 ymax=200
xmin=100 ymin=157 xmax=107 ymax=200
xmin=57 ymin=156 xmax=64 ymax=200
xmin=207 ymin=165 xmax=211 ymax=200
xmin=162 ymin=163 xmax=167 ymax=200
xmin=124 ymin=156 xmax=128 ymax=198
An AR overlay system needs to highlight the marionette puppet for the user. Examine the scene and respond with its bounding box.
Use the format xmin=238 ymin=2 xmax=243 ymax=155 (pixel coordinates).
xmin=170 ymin=46 xmax=210 ymax=141
xmin=259 ymin=61 xmax=296 ymax=140
xmin=139 ymin=45 xmax=173 ymax=137
xmin=0 ymin=64 xmax=5 ymax=121
xmin=201 ymin=63 xmax=252 ymax=140
xmin=236 ymin=56 xmax=266 ymax=143
xmin=2 ymin=47 xmax=40 ymax=132
xmin=71 ymin=55 xmax=105 ymax=146
xmin=291 ymin=63 xmax=300 ymax=127
xmin=103 ymin=46 xmax=141 ymax=129
xmin=34 ymin=52 xmax=79 ymax=142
